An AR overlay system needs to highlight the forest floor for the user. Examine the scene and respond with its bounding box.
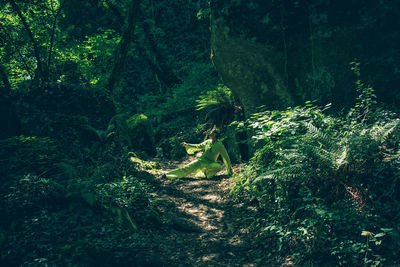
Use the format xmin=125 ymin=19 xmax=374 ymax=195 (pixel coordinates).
xmin=137 ymin=157 xmax=276 ymax=267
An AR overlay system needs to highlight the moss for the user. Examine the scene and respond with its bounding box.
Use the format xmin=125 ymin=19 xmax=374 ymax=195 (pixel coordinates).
xmin=107 ymin=113 xmax=156 ymax=156
xmin=107 ymin=113 xmax=132 ymax=148
xmin=126 ymin=114 xmax=155 ymax=156
xmin=211 ymin=0 xmax=400 ymax=113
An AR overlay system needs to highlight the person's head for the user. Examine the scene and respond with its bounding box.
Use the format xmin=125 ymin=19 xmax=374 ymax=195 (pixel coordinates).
xmin=209 ymin=128 xmax=221 ymax=143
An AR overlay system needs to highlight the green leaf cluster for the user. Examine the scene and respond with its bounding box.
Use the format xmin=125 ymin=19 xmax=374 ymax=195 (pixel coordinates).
xmin=232 ymin=84 xmax=400 ymax=265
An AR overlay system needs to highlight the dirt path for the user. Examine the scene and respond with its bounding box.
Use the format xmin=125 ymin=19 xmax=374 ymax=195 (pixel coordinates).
xmin=139 ymin=159 xmax=269 ymax=267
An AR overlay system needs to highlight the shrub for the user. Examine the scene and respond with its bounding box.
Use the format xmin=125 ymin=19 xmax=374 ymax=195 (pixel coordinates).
xmin=232 ymin=97 xmax=400 ymax=265
xmin=0 ymin=136 xmax=61 ymax=190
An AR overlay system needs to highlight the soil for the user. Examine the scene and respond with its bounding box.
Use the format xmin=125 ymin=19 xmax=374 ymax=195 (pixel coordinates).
xmin=138 ymin=158 xmax=273 ymax=267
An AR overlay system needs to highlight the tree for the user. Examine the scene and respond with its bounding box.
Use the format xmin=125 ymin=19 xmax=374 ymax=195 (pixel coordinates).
xmin=107 ymin=0 xmax=141 ymax=98
xmin=8 ymin=0 xmax=46 ymax=83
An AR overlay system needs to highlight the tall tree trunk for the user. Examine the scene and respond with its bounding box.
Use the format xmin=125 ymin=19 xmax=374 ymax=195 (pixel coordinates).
xmin=140 ymin=20 xmax=180 ymax=93
xmin=9 ymin=0 xmax=46 ymax=83
xmin=0 ymin=63 xmax=21 ymax=138
xmin=105 ymin=1 xmax=179 ymax=93
xmin=0 ymin=63 xmax=12 ymax=95
xmin=106 ymin=0 xmax=141 ymax=97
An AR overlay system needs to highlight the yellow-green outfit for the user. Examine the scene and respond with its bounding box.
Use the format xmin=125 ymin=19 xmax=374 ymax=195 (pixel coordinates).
xmin=166 ymin=139 xmax=232 ymax=179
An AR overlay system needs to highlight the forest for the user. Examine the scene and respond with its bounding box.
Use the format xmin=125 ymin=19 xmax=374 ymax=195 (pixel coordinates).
xmin=1 ymin=0 xmax=400 ymax=266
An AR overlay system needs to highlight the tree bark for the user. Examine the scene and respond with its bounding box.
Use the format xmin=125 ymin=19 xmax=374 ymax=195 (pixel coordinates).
xmin=140 ymin=19 xmax=180 ymax=92
xmin=105 ymin=2 xmax=179 ymax=93
xmin=106 ymin=0 xmax=141 ymax=96
xmin=9 ymin=0 xmax=46 ymax=83
xmin=0 ymin=63 xmax=12 ymax=94
xmin=0 ymin=63 xmax=21 ymax=138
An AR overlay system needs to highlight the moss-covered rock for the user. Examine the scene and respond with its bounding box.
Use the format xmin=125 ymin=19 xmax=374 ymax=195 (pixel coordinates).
xmin=126 ymin=114 xmax=156 ymax=156
xmin=107 ymin=113 xmax=132 ymax=148
xmin=107 ymin=113 xmax=156 ymax=156
xmin=210 ymin=0 xmax=400 ymax=114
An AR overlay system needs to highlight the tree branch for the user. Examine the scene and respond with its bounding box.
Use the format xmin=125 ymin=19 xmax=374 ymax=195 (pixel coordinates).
xmin=47 ymin=0 xmax=65 ymax=70
xmin=0 ymin=22 xmax=34 ymax=79
xmin=103 ymin=0 xmax=124 ymax=27
xmin=9 ymin=0 xmax=46 ymax=82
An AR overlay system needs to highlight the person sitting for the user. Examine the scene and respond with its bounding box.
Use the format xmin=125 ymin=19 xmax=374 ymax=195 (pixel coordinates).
xmin=161 ymin=129 xmax=232 ymax=179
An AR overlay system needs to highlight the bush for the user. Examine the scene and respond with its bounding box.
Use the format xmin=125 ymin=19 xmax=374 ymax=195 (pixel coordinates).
xmin=0 ymin=136 xmax=61 ymax=189
xmin=15 ymin=82 xmax=114 ymax=151
xmin=232 ymin=98 xmax=400 ymax=265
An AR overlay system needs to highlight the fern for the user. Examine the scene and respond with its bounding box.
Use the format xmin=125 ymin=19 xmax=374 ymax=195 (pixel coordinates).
xmin=195 ymin=84 xmax=232 ymax=111
xmin=304 ymin=121 xmax=335 ymax=148
xmin=195 ymin=84 xmax=235 ymax=128
xmin=371 ymin=119 xmax=400 ymax=143
xmin=254 ymin=164 xmax=304 ymax=183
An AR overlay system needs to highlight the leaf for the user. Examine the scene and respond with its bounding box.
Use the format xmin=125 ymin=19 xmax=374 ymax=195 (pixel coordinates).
xmin=361 ymin=231 xmax=374 ymax=237
xmin=374 ymin=233 xmax=386 ymax=238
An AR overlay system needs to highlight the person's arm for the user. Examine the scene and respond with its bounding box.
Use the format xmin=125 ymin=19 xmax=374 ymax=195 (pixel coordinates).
xmin=218 ymin=142 xmax=233 ymax=175
xmin=183 ymin=139 xmax=212 ymax=155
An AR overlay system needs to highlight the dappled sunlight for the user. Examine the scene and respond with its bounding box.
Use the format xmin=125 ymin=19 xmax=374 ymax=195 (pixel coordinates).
xmin=2 ymin=0 xmax=399 ymax=266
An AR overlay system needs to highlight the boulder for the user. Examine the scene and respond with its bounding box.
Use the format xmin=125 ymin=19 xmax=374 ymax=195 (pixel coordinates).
xmin=107 ymin=113 xmax=156 ymax=156
xmin=210 ymin=0 xmax=400 ymax=115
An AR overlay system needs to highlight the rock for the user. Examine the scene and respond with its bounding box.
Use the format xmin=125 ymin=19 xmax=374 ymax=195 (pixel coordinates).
xmin=126 ymin=114 xmax=156 ymax=156
xmin=210 ymin=0 xmax=400 ymax=114
xmin=107 ymin=113 xmax=156 ymax=155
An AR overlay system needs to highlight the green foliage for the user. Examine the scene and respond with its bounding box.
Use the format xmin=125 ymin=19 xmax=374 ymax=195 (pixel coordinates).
xmin=57 ymin=29 xmax=119 ymax=86
xmin=196 ymin=84 xmax=235 ymax=128
xmin=159 ymin=136 xmax=187 ymax=159
xmin=1 ymin=182 xmax=148 ymax=266
xmin=126 ymin=114 xmax=155 ymax=156
xmin=137 ymin=62 xmax=218 ymax=119
xmin=95 ymin=174 xmax=152 ymax=224
xmin=107 ymin=113 xmax=156 ymax=156
xmin=3 ymin=174 xmax=66 ymax=218
xmin=0 ymin=136 xmax=60 ymax=188
xmin=349 ymin=62 xmax=378 ymax=124
xmin=134 ymin=62 xmax=218 ymax=146
xmin=16 ymin=83 xmax=114 ymax=150
xmin=232 ymin=83 xmax=400 ymax=265
xmin=0 ymin=153 xmax=155 ymax=266
xmin=0 ymin=0 xmax=216 ymax=265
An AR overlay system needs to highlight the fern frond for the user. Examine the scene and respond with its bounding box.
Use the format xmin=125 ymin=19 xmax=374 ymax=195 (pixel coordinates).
xmin=371 ymin=120 xmax=400 ymax=143
xmin=334 ymin=144 xmax=348 ymax=169
xmin=303 ymin=122 xmax=334 ymax=148
xmin=254 ymin=164 xmax=304 ymax=183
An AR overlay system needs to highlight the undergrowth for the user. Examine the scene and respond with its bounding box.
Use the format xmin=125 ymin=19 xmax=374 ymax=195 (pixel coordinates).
xmin=231 ymin=69 xmax=400 ymax=266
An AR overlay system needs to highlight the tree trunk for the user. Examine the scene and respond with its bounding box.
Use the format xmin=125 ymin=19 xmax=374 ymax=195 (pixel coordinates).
xmin=0 ymin=63 xmax=12 ymax=95
xmin=106 ymin=0 xmax=141 ymax=97
xmin=9 ymin=0 xmax=46 ymax=83
xmin=140 ymin=19 xmax=180 ymax=92
xmin=0 ymin=63 xmax=21 ymax=138
xmin=105 ymin=1 xmax=179 ymax=94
